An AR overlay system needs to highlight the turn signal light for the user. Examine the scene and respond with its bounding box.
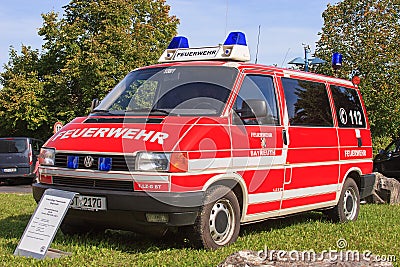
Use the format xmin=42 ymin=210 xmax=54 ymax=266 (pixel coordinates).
xmin=169 ymin=152 xmax=188 ymax=173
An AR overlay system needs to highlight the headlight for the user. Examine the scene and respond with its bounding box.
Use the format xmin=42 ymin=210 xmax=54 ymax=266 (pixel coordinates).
xmin=135 ymin=152 xmax=188 ymax=172
xmin=38 ymin=148 xmax=55 ymax=166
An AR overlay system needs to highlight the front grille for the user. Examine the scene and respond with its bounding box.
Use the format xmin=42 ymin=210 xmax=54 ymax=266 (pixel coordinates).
xmin=52 ymin=176 xmax=134 ymax=191
xmin=55 ymin=153 xmax=135 ymax=172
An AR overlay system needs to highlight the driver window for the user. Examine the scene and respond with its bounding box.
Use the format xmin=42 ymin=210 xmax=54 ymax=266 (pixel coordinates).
xmin=233 ymin=75 xmax=279 ymax=125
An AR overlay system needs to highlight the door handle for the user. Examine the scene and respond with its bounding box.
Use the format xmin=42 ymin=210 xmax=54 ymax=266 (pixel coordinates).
xmin=282 ymin=129 xmax=288 ymax=145
xmin=357 ymin=137 xmax=362 ymax=147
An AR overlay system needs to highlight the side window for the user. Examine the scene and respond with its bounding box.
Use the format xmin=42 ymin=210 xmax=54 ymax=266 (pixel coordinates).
xmin=281 ymin=78 xmax=333 ymax=127
xmin=330 ymin=85 xmax=366 ymax=128
xmin=233 ymin=75 xmax=280 ymax=125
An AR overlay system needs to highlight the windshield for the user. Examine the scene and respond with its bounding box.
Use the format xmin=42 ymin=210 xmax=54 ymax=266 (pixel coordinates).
xmin=0 ymin=139 xmax=27 ymax=153
xmin=94 ymin=66 xmax=238 ymax=116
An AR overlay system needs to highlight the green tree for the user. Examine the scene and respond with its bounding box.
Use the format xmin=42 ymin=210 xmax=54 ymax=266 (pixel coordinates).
xmin=0 ymin=46 xmax=49 ymax=138
xmin=315 ymin=0 xmax=400 ymax=141
xmin=0 ymin=0 xmax=178 ymax=140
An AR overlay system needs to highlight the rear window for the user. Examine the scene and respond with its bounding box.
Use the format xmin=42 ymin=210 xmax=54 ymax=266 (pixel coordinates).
xmin=330 ymin=85 xmax=366 ymax=128
xmin=0 ymin=139 xmax=27 ymax=153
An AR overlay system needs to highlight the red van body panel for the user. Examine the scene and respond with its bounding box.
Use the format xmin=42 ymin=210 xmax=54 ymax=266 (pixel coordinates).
xmin=33 ymin=61 xmax=375 ymax=236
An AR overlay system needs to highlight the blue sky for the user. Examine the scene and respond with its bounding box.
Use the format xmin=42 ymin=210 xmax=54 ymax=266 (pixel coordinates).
xmin=0 ymin=0 xmax=339 ymax=71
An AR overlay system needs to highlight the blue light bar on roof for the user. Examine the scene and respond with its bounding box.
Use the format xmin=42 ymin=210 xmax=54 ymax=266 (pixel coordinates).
xmin=167 ymin=36 xmax=189 ymax=49
xmin=223 ymin=31 xmax=247 ymax=46
xmin=158 ymin=31 xmax=250 ymax=62
xmin=332 ymin=52 xmax=343 ymax=70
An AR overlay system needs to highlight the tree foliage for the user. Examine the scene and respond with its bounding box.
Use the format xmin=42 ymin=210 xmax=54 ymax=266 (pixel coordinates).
xmin=315 ymin=0 xmax=400 ymax=139
xmin=0 ymin=47 xmax=49 ymax=137
xmin=0 ymin=0 xmax=178 ymax=139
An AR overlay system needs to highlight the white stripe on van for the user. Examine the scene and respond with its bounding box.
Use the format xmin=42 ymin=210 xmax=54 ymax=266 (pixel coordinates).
xmin=248 ymin=184 xmax=338 ymax=205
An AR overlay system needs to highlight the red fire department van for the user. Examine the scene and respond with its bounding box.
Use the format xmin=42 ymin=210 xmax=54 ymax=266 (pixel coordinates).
xmin=33 ymin=32 xmax=376 ymax=249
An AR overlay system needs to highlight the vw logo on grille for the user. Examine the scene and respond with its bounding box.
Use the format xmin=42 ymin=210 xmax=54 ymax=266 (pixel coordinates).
xmin=83 ymin=156 xmax=94 ymax=168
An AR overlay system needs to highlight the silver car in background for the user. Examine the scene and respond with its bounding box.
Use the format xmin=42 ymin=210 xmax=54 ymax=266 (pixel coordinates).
xmin=0 ymin=137 xmax=43 ymax=184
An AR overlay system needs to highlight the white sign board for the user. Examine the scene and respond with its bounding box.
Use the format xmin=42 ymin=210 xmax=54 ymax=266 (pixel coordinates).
xmin=14 ymin=189 xmax=76 ymax=259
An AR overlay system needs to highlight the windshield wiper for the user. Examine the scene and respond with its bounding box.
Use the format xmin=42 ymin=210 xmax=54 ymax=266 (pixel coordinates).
xmin=124 ymin=108 xmax=176 ymax=116
xmin=149 ymin=108 xmax=170 ymax=115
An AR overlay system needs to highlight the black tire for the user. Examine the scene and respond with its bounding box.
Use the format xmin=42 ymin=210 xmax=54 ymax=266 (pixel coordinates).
xmin=325 ymin=178 xmax=360 ymax=223
xmin=193 ymin=185 xmax=240 ymax=250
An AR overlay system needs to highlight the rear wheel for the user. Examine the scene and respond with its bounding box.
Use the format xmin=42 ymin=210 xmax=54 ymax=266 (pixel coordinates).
xmin=325 ymin=178 xmax=360 ymax=222
xmin=193 ymin=185 xmax=240 ymax=250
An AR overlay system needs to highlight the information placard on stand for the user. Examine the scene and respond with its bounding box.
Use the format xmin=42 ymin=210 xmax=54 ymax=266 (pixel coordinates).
xmin=14 ymin=189 xmax=76 ymax=259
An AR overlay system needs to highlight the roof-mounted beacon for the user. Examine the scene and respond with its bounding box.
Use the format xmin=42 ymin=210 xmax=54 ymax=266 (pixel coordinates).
xmin=158 ymin=31 xmax=251 ymax=63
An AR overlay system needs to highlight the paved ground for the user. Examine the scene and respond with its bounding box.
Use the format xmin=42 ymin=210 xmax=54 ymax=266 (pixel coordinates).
xmin=0 ymin=182 xmax=32 ymax=194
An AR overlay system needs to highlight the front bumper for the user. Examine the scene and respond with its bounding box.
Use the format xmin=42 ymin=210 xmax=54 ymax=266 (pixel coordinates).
xmin=32 ymin=183 xmax=203 ymax=231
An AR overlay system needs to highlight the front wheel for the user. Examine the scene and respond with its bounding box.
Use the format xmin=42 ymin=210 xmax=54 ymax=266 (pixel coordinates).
xmin=193 ymin=185 xmax=240 ymax=250
xmin=325 ymin=178 xmax=360 ymax=222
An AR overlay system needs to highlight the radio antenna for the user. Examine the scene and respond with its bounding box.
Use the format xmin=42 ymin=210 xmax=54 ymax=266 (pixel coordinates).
xmin=224 ymin=0 xmax=229 ymax=36
xmin=255 ymin=25 xmax=261 ymax=64
xmin=281 ymin=48 xmax=291 ymax=67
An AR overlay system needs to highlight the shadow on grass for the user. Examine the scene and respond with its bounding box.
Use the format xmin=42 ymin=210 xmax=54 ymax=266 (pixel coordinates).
xmin=0 ymin=214 xmax=32 ymax=251
xmin=0 ymin=212 xmax=193 ymax=254
xmin=57 ymin=226 xmax=198 ymax=253
xmin=240 ymin=211 xmax=327 ymax=236
xmin=0 ymin=208 xmax=329 ymax=255
xmin=51 ymin=211 xmax=329 ymax=254
xmin=0 ymin=214 xmax=32 ymax=238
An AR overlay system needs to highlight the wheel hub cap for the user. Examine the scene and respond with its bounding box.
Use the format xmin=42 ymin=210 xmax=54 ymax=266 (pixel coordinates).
xmin=343 ymin=188 xmax=357 ymax=220
xmin=209 ymin=199 xmax=234 ymax=245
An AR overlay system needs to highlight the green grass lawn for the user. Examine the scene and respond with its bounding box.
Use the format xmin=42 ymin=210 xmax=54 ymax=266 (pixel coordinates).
xmin=0 ymin=193 xmax=399 ymax=266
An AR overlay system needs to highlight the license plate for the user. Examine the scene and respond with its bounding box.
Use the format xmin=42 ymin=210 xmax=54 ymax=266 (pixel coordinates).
xmin=3 ymin=168 xmax=17 ymax=173
xmin=70 ymin=195 xmax=107 ymax=211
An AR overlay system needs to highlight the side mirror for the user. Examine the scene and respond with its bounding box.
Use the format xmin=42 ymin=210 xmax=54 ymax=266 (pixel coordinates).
xmin=90 ymin=98 xmax=100 ymax=112
xmin=239 ymin=99 xmax=268 ymax=119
